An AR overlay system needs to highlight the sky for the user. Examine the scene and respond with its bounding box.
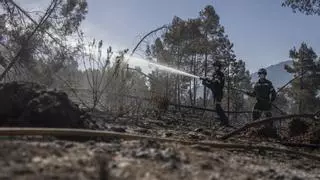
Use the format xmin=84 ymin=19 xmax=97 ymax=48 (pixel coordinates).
xmin=14 ymin=0 xmax=320 ymax=73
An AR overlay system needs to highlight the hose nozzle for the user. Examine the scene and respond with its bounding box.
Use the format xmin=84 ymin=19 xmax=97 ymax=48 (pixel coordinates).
xmin=199 ymin=76 xmax=209 ymax=80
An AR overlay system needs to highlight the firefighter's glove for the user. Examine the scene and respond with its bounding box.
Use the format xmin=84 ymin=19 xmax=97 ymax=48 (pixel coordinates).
xmin=199 ymin=76 xmax=208 ymax=81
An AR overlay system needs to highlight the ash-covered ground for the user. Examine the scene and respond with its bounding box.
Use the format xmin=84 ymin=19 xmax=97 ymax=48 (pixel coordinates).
xmin=0 ymin=82 xmax=319 ymax=180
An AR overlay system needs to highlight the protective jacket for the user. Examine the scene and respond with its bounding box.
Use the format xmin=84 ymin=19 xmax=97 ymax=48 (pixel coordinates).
xmin=202 ymin=70 xmax=225 ymax=102
xmin=251 ymin=78 xmax=276 ymax=110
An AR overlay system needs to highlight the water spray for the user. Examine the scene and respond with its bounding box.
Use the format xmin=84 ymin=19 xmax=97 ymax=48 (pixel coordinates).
xmin=146 ymin=61 xmax=200 ymax=79
xmin=125 ymin=55 xmax=202 ymax=79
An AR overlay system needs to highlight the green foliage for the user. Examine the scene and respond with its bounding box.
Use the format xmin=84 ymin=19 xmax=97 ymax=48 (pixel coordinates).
xmin=60 ymin=0 xmax=88 ymax=35
xmin=228 ymin=60 xmax=252 ymax=114
xmin=0 ymin=0 xmax=88 ymax=85
xmin=146 ymin=5 xmax=251 ymax=111
xmin=285 ymin=42 xmax=320 ymax=113
xmin=282 ymin=0 xmax=320 ymax=15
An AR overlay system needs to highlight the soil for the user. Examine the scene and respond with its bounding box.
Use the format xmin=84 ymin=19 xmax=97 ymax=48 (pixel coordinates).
xmin=0 ymin=138 xmax=319 ymax=180
xmin=0 ymin=82 xmax=319 ymax=180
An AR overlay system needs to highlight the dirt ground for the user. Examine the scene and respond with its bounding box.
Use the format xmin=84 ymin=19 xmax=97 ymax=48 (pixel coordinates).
xmin=0 ymin=138 xmax=319 ymax=180
xmin=0 ymin=82 xmax=319 ymax=180
xmin=0 ymin=111 xmax=319 ymax=180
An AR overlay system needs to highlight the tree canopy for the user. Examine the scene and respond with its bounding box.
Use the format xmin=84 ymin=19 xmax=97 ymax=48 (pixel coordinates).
xmin=282 ymin=0 xmax=320 ymax=15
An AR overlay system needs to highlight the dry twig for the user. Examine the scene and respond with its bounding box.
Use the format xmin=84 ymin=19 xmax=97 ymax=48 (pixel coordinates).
xmin=220 ymin=114 xmax=317 ymax=140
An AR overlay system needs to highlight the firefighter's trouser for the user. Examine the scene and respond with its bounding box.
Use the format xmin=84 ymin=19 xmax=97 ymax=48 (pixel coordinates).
xmin=252 ymin=100 xmax=273 ymax=127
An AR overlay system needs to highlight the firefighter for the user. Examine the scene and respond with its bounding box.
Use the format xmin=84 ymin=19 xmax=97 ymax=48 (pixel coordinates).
xmin=201 ymin=61 xmax=229 ymax=126
xmin=249 ymin=68 xmax=276 ymax=125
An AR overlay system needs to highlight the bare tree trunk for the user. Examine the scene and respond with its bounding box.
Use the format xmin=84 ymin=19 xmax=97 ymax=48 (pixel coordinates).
xmin=177 ymin=56 xmax=181 ymax=110
xmin=299 ymin=65 xmax=303 ymax=114
xmin=165 ymin=72 xmax=169 ymax=97
xmin=189 ymin=55 xmax=194 ymax=106
xmin=203 ymin=53 xmax=208 ymax=107
xmin=177 ymin=75 xmax=180 ymax=107
xmin=227 ymin=59 xmax=231 ymax=121
xmin=193 ymin=54 xmax=197 ymax=112
xmin=188 ymin=82 xmax=193 ymax=106
xmin=234 ymin=98 xmax=239 ymax=121
xmin=174 ymin=72 xmax=178 ymax=111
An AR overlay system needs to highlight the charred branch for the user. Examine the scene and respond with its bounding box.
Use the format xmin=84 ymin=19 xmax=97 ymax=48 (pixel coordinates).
xmin=220 ymin=114 xmax=318 ymax=140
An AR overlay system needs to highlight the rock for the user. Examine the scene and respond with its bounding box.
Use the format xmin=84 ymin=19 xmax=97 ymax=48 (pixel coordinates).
xmin=22 ymin=91 xmax=83 ymax=128
xmin=0 ymin=82 xmax=45 ymax=124
xmin=0 ymin=81 xmax=84 ymax=128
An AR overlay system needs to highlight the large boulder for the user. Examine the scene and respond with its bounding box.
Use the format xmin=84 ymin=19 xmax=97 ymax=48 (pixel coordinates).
xmin=0 ymin=81 xmax=45 ymax=119
xmin=0 ymin=81 xmax=84 ymax=128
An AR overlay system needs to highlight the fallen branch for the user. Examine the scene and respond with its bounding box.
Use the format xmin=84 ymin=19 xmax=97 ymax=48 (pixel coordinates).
xmin=280 ymin=142 xmax=320 ymax=149
xmin=171 ymin=104 xmax=252 ymax=114
xmin=220 ymin=114 xmax=316 ymax=140
xmin=0 ymin=127 xmax=319 ymax=161
xmin=276 ymin=70 xmax=309 ymax=94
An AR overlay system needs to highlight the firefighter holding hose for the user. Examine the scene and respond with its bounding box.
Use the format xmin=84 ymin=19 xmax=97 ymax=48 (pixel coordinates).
xmin=248 ymin=68 xmax=277 ymax=127
xmin=200 ymin=61 xmax=229 ymax=126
